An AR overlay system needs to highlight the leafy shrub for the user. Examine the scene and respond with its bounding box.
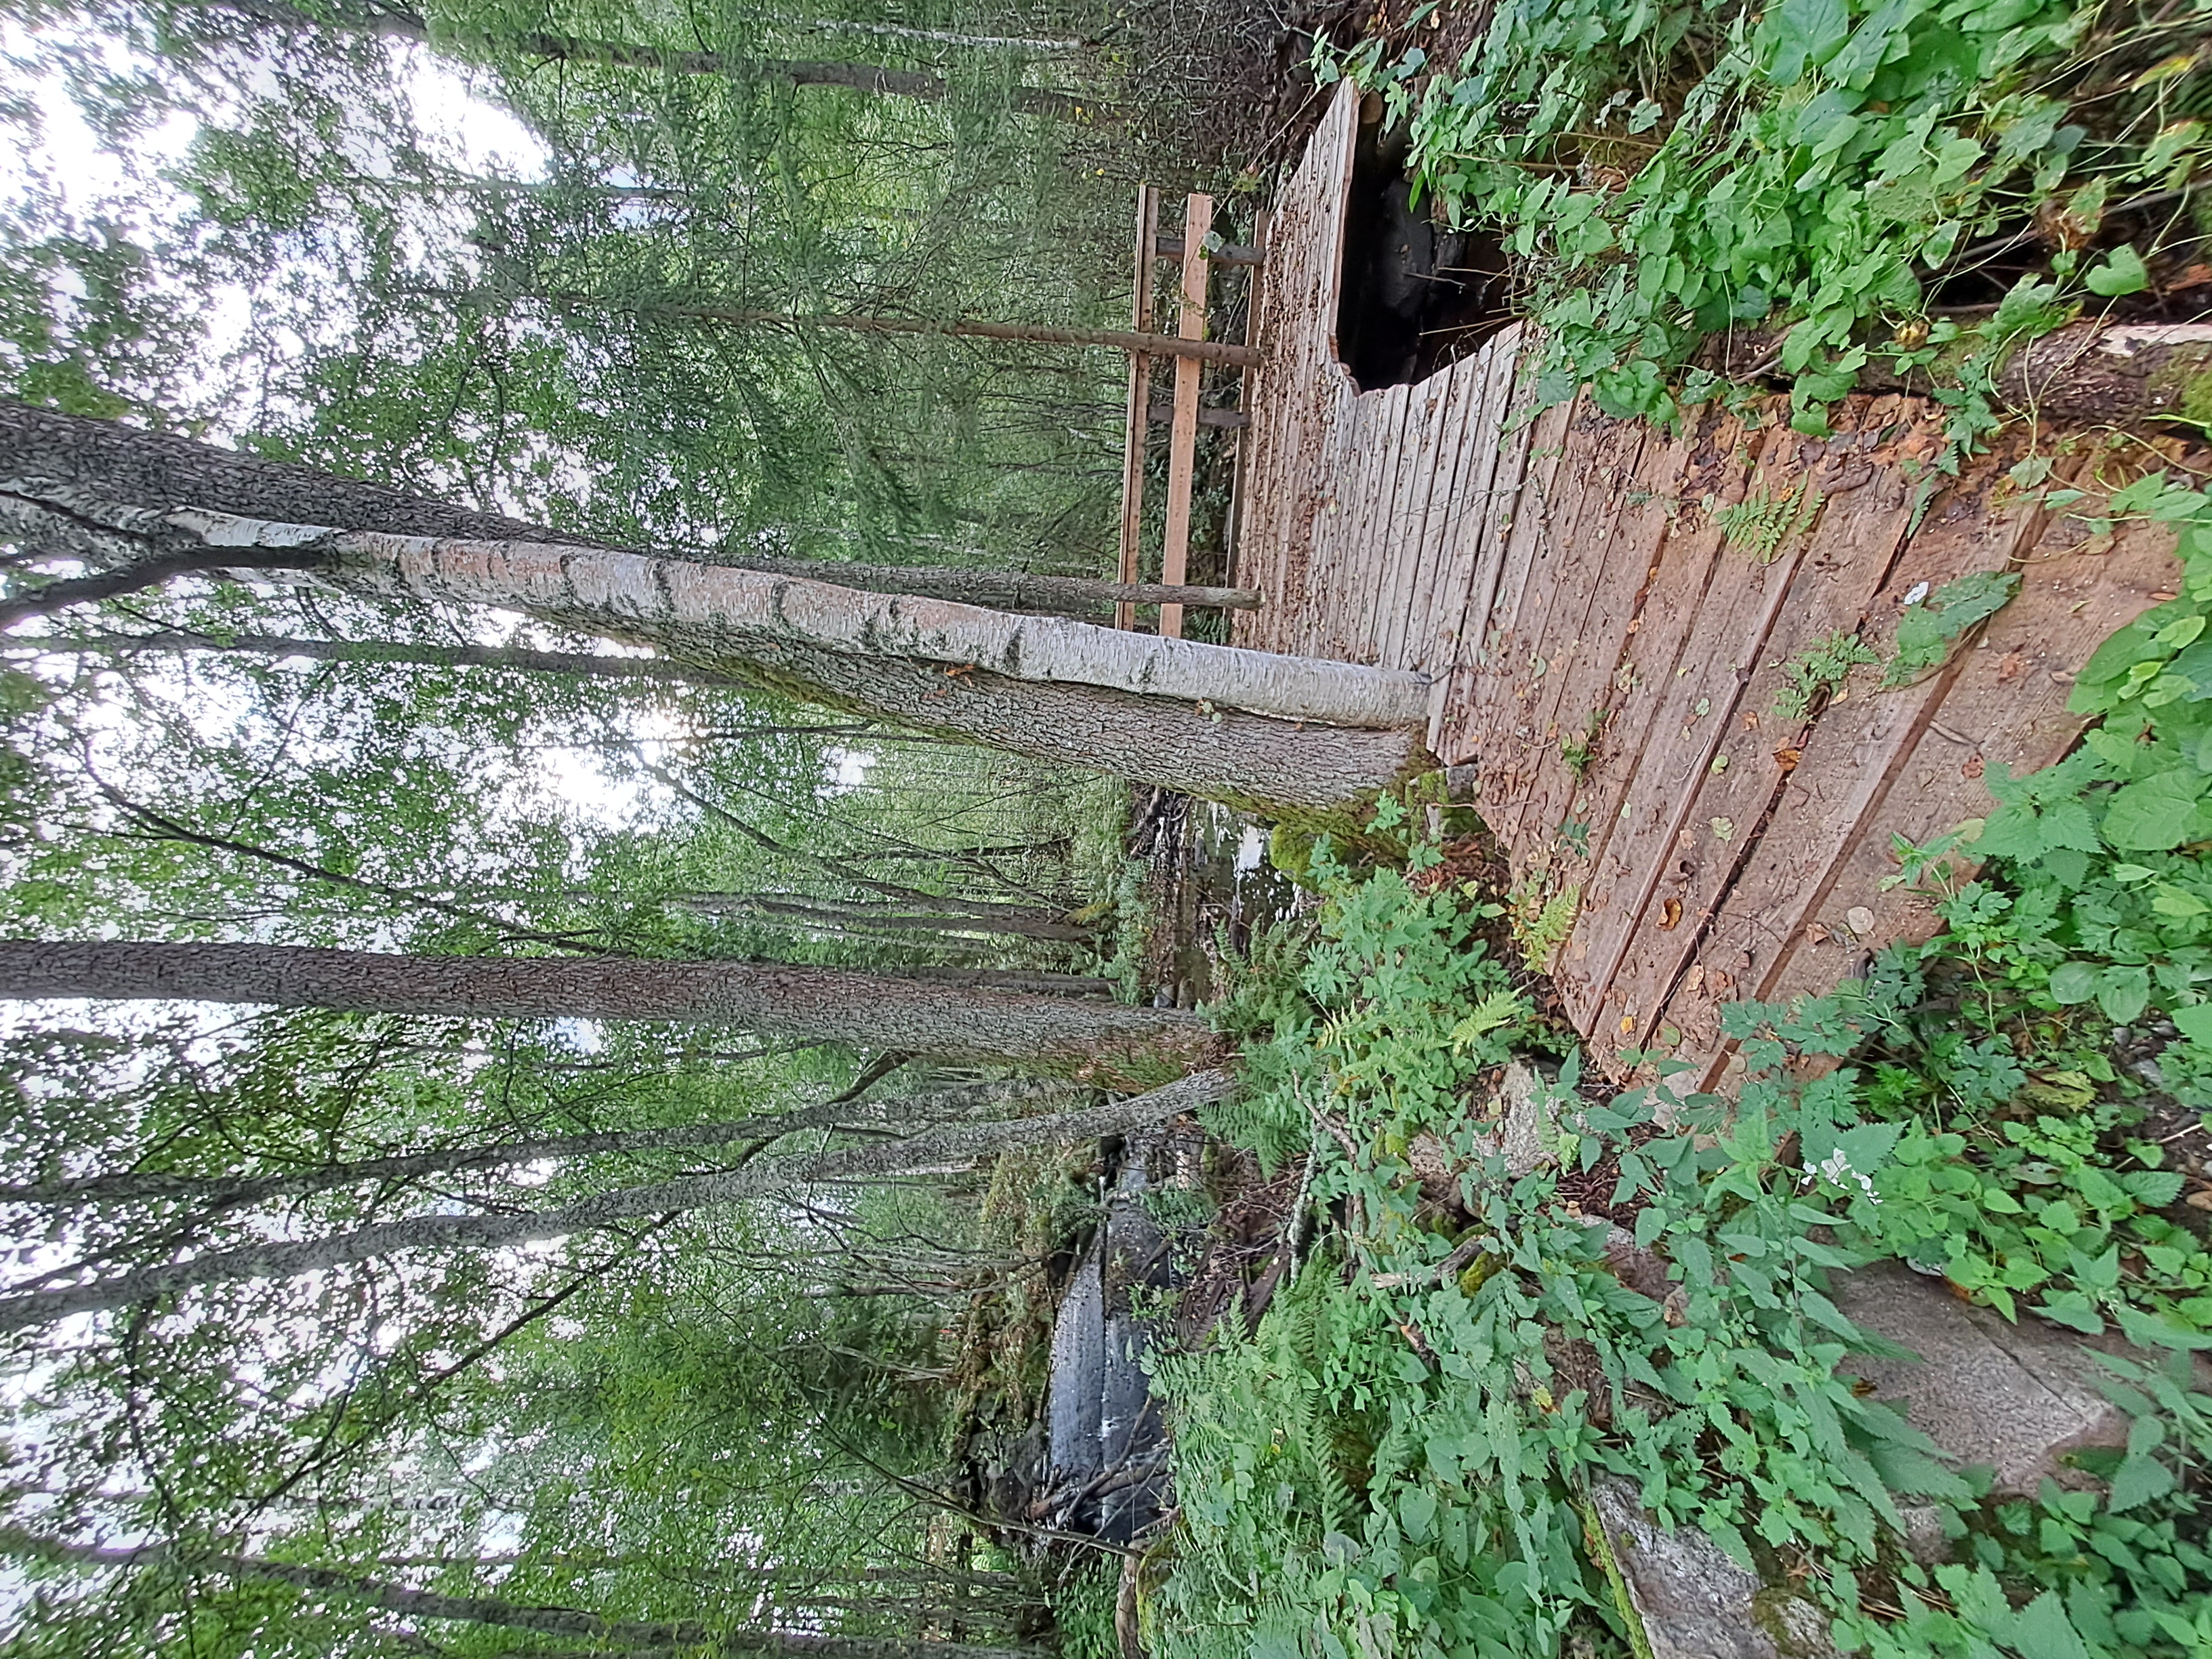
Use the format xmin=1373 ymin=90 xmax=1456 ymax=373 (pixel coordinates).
xmin=1327 ymin=0 xmax=2212 ymax=436
xmin=1152 ymin=853 xmax=2212 ymax=1659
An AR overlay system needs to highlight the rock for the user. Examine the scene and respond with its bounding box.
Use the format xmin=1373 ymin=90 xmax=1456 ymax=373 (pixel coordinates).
xmin=1042 ymin=1132 xmax=1185 ymax=1542
xmin=1498 ymin=1061 xmax=1551 ymax=1176
xmin=1830 ymin=1264 xmax=2151 ymax=1496
xmin=1602 ymin=1226 xmax=1673 ymax=1302
xmin=1590 ymin=1480 xmax=1831 ymax=1659
xmin=1046 ymin=1242 xmax=1105 ymax=1488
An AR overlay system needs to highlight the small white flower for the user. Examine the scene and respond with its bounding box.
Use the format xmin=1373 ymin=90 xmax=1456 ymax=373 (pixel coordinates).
xmin=1807 ymin=1150 xmax=1881 ymax=1206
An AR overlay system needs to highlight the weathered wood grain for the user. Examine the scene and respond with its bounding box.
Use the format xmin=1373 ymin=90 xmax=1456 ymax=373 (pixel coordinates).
xmin=1115 ymin=184 xmax=1159 ymax=631
xmin=1160 ymin=192 xmax=1212 ymax=640
xmin=1583 ymin=404 xmax=1923 ymax=1044
xmin=1224 ymin=95 xmax=2188 ymax=1090
xmin=1760 ymin=471 xmax=2184 ymax=1009
xmin=1652 ymin=430 xmax=2055 ymax=1077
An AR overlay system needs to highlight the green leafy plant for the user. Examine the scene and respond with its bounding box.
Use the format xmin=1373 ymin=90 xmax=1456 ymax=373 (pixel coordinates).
xmin=1775 ymin=629 xmax=1881 ymax=720
xmin=1714 ymin=484 xmax=1824 ymax=562
xmin=1156 ymin=858 xmax=2212 ymax=1659
xmin=1326 ymin=0 xmax=2212 ymax=436
xmin=1507 ymin=873 xmax=1581 ymax=971
xmin=1883 ymin=570 xmax=2023 ymax=686
xmin=1560 ymin=710 xmax=1607 ymax=781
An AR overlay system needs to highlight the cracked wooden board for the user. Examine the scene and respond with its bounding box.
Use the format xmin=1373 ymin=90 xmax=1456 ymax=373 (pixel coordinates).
xmin=1760 ymin=473 xmax=2186 ymax=1011
xmin=1224 ymin=91 xmax=2190 ymax=1088
xmin=1580 ymin=403 xmax=1926 ymax=1044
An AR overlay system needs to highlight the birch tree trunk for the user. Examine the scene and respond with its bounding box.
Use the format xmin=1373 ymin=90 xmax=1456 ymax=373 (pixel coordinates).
xmin=12 ymin=628 xmax=754 ymax=687
xmin=0 ymin=1069 xmax=1231 ymax=1331
xmin=0 ymin=1529 xmax=1044 ymax=1658
xmin=0 ymin=405 xmax=1244 ymax=619
xmin=1 ymin=405 xmax=1435 ymax=820
xmin=0 ymin=939 xmax=1214 ymax=1083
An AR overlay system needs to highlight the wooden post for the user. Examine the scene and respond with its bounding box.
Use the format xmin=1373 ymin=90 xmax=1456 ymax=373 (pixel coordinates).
xmin=1160 ymin=192 xmax=1211 ymax=640
xmin=1223 ymin=207 xmax=1269 ymax=602
xmin=1115 ymin=186 xmax=1160 ymax=630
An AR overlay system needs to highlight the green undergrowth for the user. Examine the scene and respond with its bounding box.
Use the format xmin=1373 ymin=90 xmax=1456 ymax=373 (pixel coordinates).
xmin=1151 ymin=462 xmax=2212 ymax=1653
xmin=1328 ymin=0 xmax=2212 ymax=439
xmin=1150 ymin=837 xmax=2212 ymax=1659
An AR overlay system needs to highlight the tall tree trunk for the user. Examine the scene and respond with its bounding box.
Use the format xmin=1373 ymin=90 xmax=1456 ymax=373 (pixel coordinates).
xmin=679 ymin=894 xmax=1093 ymax=945
xmin=170 ymin=0 xmax=1107 ymax=121
xmin=540 ymin=291 xmax=1261 ymax=367
xmin=197 ymin=513 xmax=1429 ymax=807
xmin=0 ymin=1069 xmax=1231 ymax=1330
xmin=10 ymin=628 xmax=756 ymax=686
xmin=721 ymin=557 xmax=1261 ymax=617
xmin=0 ymin=1529 xmax=1044 ymax=1658
xmin=0 ymin=1082 xmax=1061 ymax=1208
xmin=0 ymin=405 xmax=1246 ymax=617
xmin=0 ymin=407 xmax=1434 ymax=821
xmin=799 ymin=18 xmax=1083 ymax=54
xmin=0 ymin=940 xmax=1212 ymax=1082
xmin=1703 ymin=319 xmax=2212 ymax=422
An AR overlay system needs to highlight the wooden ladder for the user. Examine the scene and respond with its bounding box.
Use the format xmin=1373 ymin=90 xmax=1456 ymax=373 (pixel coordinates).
xmin=1115 ymin=187 xmax=1265 ymax=637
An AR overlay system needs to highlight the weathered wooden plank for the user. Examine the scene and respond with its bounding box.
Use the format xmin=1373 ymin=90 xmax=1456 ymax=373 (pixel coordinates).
xmin=1115 ymin=184 xmax=1160 ymax=631
xmin=1221 ymin=205 xmax=1271 ymax=607
xmin=1416 ymin=353 xmax=1503 ymax=680
xmin=1759 ymin=469 xmax=2182 ymax=1010
xmin=1553 ymin=421 xmax=1834 ymax=1046
xmin=1430 ymin=333 xmax=1538 ymax=743
xmin=1436 ymin=391 xmax=1575 ymax=769
xmin=1353 ymin=382 xmax=1421 ymax=663
xmin=1462 ymin=398 xmax=1599 ymax=805
xmin=1513 ymin=421 xmax=1688 ymax=878
xmin=1302 ymin=390 xmax=1370 ymax=657
xmin=1159 ymin=192 xmax=1212 ymax=641
xmin=1410 ymin=349 xmax=1492 ymax=665
xmin=1580 ymin=403 xmax=1925 ymax=1045
xmin=1652 ymin=432 xmax=2057 ymax=1079
xmin=1486 ymin=411 xmax=1652 ymax=861
xmin=1333 ymin=389 xmax=1401 ymax=661
xmin=1382 ymin=361 xmax=1470 ymax=673
xmin=1552 ymin=405 xmax=1759 ymax=914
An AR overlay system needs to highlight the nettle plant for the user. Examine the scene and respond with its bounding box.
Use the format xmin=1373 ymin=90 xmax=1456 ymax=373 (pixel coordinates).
xmin=1327 ymin=0 xmax=2212 ymax=436
xmin=1877 ymin=468 xmax=2212 ymax=1101
xmin=1153 ymin=856 xmax=2212 ymax=1659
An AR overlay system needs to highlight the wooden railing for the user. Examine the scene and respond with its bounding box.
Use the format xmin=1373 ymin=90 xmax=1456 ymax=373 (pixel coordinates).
xmin=1115 ymin=188 xmax=1265 ymax=637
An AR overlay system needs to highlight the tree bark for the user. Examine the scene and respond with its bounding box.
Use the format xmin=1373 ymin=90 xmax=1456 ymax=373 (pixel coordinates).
xmin=0 ymin=401 xmax=587 ymax=545
xmin=1 ymin=406 xmax=1252 ymax=617
xmin=1703 ymin=319 xmax=2212 ymax=424
xmin=0 ymin=939 xmax=1212 ymax=1082
xmin=9 ymin=628 xmax=756 ymax=686
xmin=182 ymin=513 xmax=1428 ymax=747
xmin=593 ymin=295 xmax=1261 ymax=367
xmin=678 ymin=894 xmax=1094 ymax=944
xmin=729 ymin=557 xmax=1261 ymax=616
xmin=0 ymin=1083 xmax=1038 ymax=1208
xmin=167 ymin=0 xmax=1107 ymax=121
xmin=2 ymin=407 xmax=1433 ymax=819
xmin=0 ymin=1069 xmax=1231 ymax=1330
xmin=0 ymin=1529 xmax=1043 ymax=1658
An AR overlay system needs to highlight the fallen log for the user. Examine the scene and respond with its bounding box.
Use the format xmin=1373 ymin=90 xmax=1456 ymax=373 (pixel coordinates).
xmin=1705 ymin=319 xmax=2212 ymax=424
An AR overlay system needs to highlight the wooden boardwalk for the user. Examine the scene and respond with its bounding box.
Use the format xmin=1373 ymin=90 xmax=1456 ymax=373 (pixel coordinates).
xmin=1232 ymin=84 xmax=2184 ymax=1085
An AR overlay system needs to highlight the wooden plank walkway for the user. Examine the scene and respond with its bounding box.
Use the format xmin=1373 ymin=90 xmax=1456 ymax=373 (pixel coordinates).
xmin=1231 ymin=82 xmax=2186 ymax=1084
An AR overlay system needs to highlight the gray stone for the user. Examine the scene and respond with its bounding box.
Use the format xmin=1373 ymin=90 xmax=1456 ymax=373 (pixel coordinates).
xmin=1498 ymin=1061 xmax=1551 ymax=1177
xmin=1830 ymin=1264 xmax=2139 ymax=1496
xmin=1590 ymin=1480 xmax=1831 ymax=1659
xmin=1046 ymin=1242 xmax=1105 ymax=1486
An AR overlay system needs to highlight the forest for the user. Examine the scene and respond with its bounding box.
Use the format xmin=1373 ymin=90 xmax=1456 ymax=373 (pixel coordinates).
xmin=4 ymin=0 xmax=2212 ymax=1657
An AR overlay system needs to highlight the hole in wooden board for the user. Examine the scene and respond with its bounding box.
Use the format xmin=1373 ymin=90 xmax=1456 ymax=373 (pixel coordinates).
xmin=1334 ymin=96 xmax=1513 ymax=390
